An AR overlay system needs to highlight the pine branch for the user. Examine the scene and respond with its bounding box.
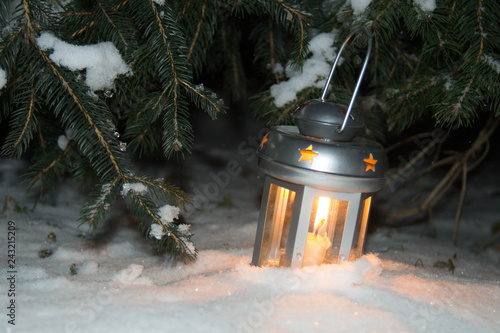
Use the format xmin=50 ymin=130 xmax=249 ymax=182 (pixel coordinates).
xmin=181 ymin=1 xmax=219 ymax=75
xmin=79 ymin=177 xmax=122 ymax=229
xmin=260 ymin=0 xmax=309 ymax=68
xmin=186 ymin=2 xmax=207 ymax=63
xmin=125 ymin=0 xmax=224 ymax=157
xmin=35 ymin=42 xmax=126 ymax=180
xmin=125 ymin=174 xmax=190 ymax=207
xmin=125 ymin=190 xmax=196 ymax=261
xmin=26 ymin=141 xmax=76 ymax=187
xmin=2 ymin=84 xmax=37 ymax=158
xmin=96 ymin=1 xmax=128 ymax=51
xmin=250 ymin=18 xmax=285 ymax=85
xmin=180 ymin=79 xmax=223 ymax=118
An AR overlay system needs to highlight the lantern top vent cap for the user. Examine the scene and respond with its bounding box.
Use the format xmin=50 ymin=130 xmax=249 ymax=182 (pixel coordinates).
xmin=293 ymin=99 xmax=362 ymax=141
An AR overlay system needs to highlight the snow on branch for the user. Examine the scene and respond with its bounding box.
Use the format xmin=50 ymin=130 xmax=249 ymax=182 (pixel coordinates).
xmin=414 ymin=0 xmax=437 ymax=13
xmin=481 ymin=54 xmax=500 ymax=74
xmin=348 ymin=0 xmax=373 ymax=16
xmin=270 ymin=32 xmax=338 ymax=107
xmin=36 ymin=32 xmax=131 ymax=92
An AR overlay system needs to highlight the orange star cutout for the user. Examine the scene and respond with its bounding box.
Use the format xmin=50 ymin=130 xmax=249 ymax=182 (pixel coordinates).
xmin=259 ymin=133 xmax=269 ymax=148
xmin=363 ymin=153 xmax=377 ymax=172
xmin=299 ymin=145 xmax=319 ymax=164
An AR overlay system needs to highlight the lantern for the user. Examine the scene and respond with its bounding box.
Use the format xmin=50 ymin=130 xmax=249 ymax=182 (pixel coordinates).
xmin=252 ymin=27 xmax=387 ymax=268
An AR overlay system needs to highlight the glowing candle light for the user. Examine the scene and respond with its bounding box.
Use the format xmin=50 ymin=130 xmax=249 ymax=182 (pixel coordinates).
xmin=303 ymin=197 xmax=332 ymax=266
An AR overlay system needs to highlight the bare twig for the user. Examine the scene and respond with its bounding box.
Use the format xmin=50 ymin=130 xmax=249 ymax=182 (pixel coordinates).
xmin=383 ymin=115 xmax=500 ymax=243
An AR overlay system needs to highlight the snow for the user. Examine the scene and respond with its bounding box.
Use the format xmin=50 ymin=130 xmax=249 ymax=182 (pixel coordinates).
xmin=0 ymin=67 xmax=6 ymax=89
xmin=482 ymin=54 xmax=500 ymax=74
xmin=120 ymin=182 xmax=148 ymax=196
xmin=1 ymin=116 xmax=500 ymax=332
xmin=443 ymin=75 xmax=453 ymax=91
xmin=414 ymin=0 xmax=436 ymax=12
xmin=57 ymin=129 xmax=75 ymax=150
xmin=158 ymin=204 xmax=180 ymax=223
xmin=36 ymin=32 xmax=130 ymax=92
xmin=56 ymin=134 xmax=69 ymax=150
xmin=270 ymin=32 xmax=338 ymax=107
xmin=152 ymin=0 xmax=165 ymax=5
xmin=349 ymin=0 xmax=372 ymax=16
xmin=178 ymin=223 xmax=191 ymax=234
xmin=149 ymin=223 xmax=166 ymax=240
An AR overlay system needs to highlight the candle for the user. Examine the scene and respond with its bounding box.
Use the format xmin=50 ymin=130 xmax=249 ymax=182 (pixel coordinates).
xmin=303 ymin=197 xmax=333 ymax=266
xmin=303 ymin=232 xmax=331 ymax=266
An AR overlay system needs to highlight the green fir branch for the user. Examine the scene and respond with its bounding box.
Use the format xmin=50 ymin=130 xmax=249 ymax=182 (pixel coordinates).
xmin=79 ymin=177 xmax=122 ymax=229
xmin=35 ymin=43 xmax=127 ymax=180
xmin=260 ymin=0 xmax=309 ymax=68
xmin=25 ymin=141 xmax=76 ymax=188
xmin=125 ymin=190 xmax=196 ymax=261
xmin=2 ymin=84 xmax=38 ymax=158
xmin=125 ymin=174 xmax=190 ymax=208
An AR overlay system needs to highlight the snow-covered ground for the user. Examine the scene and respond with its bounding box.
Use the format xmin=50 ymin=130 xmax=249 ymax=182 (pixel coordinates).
xmin=1 ymin=115 xmax=499 ymax=333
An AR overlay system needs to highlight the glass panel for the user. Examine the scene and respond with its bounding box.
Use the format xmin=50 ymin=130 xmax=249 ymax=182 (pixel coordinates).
xmin=349 ymin=197 xmax=372 ymax=261
xmin=303 ymin=197 xmax=349 ymax=266
xmin=258 ymin=184 xmax=296 ymax=267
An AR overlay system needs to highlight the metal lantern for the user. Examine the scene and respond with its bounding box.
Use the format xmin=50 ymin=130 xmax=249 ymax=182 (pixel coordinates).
xmin=252 ymin=27 xmax=387 ymax=268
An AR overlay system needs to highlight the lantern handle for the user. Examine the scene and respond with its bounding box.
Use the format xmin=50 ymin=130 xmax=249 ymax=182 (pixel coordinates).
xmin=321 ymin=26 xmax=372 ymax=134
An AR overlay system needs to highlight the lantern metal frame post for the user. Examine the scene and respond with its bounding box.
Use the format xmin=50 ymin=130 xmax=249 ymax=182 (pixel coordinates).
xmin=252 ymin=27 xmax=386 ymax=268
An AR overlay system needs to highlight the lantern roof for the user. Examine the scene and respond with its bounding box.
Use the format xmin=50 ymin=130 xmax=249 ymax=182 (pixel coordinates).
xmin=257 ymin=125 xmax=387 ymax=193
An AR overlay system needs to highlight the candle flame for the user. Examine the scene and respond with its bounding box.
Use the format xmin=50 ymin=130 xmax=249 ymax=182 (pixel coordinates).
xmin=313 ymin=197 xmax=330 ymax=235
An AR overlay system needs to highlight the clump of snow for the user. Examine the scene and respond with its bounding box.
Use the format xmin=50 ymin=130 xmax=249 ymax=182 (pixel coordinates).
xmin=178 ymin=223 xmax=191 ymax=235
xmin=271 ymin=62 xmax=285 ymax=76
xmin=482 ymin=54 xmax=500 ymax=74
xmin=270 ymin=32 xmax=338 ymax=107
xmin=180 ymin=236 xmax=196 ymax=255
xmin=36 ymin=32 xmax=130 ymax=92
xmin=158 ymin=204 xmax=180 ymax=223
xmin=57 ymin=134 xmax=69 ymax=150
xmin=120 ymin=182 xmax=148 ymax=196
xmin=149 ymin=223 xmax=166 ymax=240
xmin=173 ymin=138 xmax=183 ymax=150
xmin=149 ymin=205 xmax=181 ymax=240
xmin=56 ymin=129 xmax=75 ymax=150
xmin=0 ymin=67 xmax=7 ymax=89
xmin=152 ymin=0 xmax=165 ymax=5
xmin=113 ymin=264 xmax=152 ymax=285
xmin=349 ymin=0 xmax=372 ymax=16
xmin=414 ymin=0 xmax=436 ymax=12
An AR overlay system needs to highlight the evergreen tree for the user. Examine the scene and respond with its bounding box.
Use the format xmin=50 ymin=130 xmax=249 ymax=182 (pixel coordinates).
xmin=1 ymin=0 xmax=499 ymax=257
xmin=253 ymin=0 xmax=500 ymax=131
xmin=0 ymin=0 xmax=308 ymax=261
